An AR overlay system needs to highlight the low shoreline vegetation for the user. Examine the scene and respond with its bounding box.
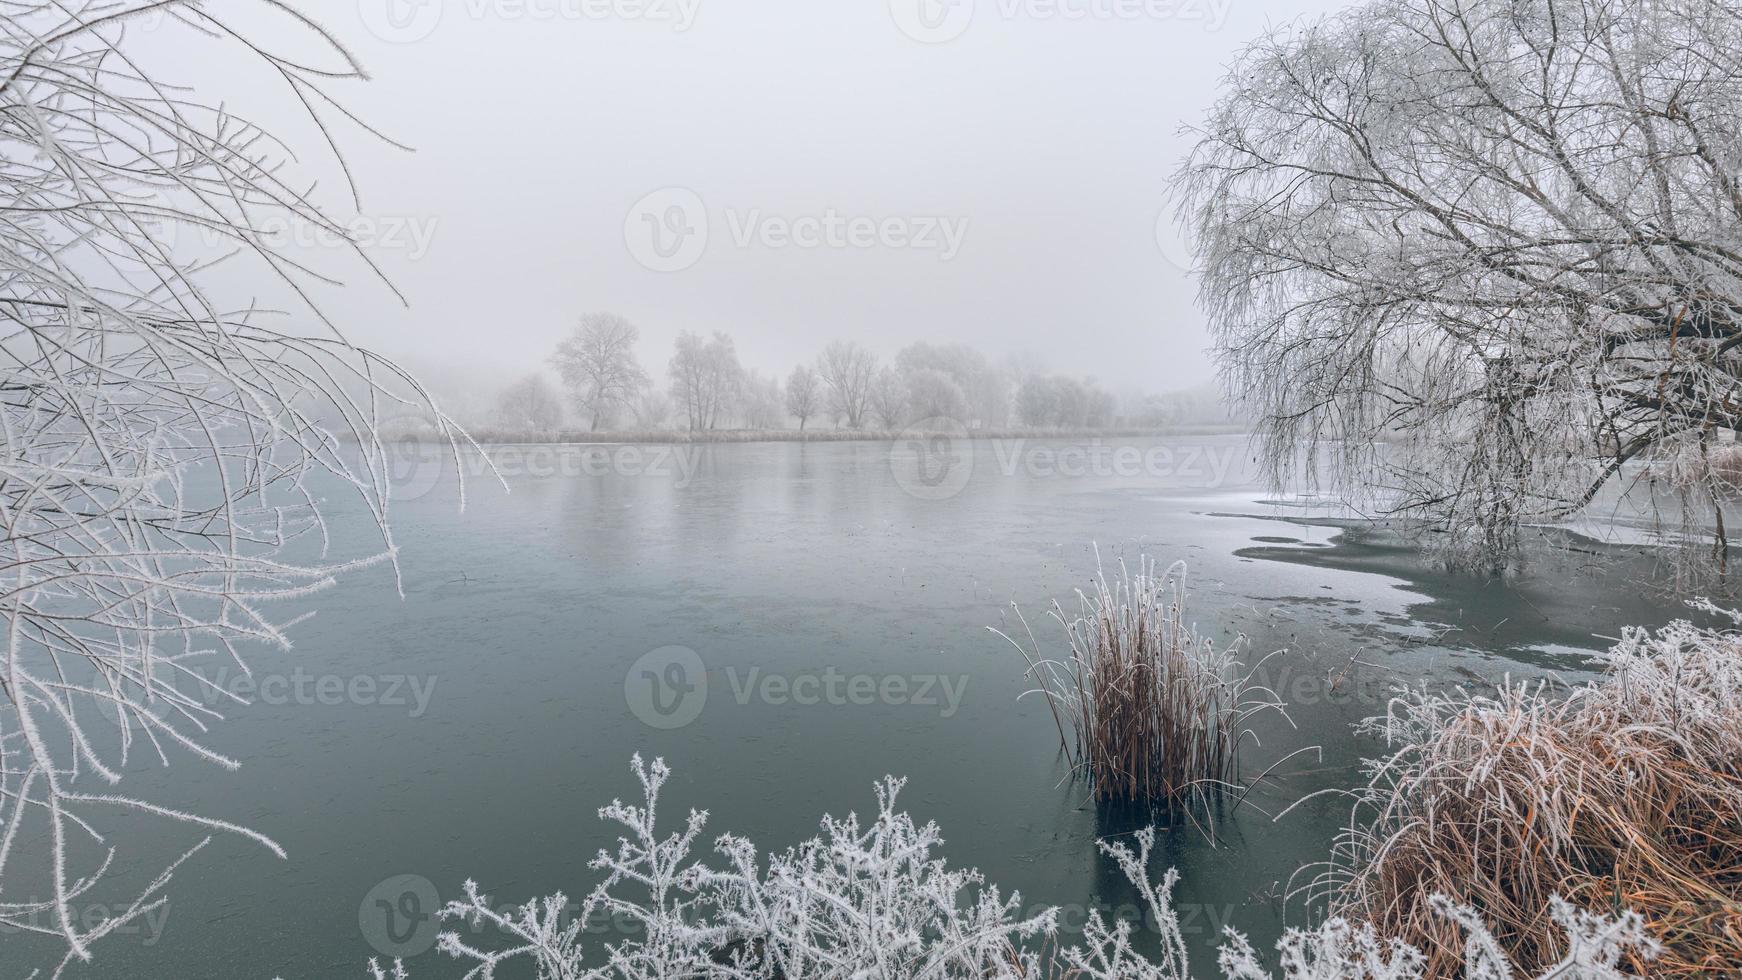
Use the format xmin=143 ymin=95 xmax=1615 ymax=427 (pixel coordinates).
xmin=349 ymin=571 xmax=1742 ymax=977
xmin=378 ymin=423 xmax=1248 ymax=446
xmin=992 ymin=554 xmax=1293 ymax=814
xmin=984 ymin=550 xmax=1741 ymax=973
xmin=370 ymin=755 xmax=1658 ymax=980
xmin=1322 ymin=606 xmax=1742 ymax=977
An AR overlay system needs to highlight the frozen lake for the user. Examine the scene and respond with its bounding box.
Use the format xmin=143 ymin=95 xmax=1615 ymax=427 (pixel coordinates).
xmin=50 ymin=433 xmax=1695 ymax=977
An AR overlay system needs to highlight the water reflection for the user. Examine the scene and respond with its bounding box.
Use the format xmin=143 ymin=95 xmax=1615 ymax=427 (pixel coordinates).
xmin=39 ymin=434 xmax=1707 ymax=978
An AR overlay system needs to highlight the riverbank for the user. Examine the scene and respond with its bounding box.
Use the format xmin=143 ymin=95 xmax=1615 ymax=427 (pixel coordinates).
xmin=394 ymin=423 xmax=1248 ymax=446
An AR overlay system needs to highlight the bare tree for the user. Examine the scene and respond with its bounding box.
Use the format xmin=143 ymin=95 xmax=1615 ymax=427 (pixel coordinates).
xmin=0 ymin=3 xmax=465 ymax=971
xmin=496 ymin=374 xmax=565 ymax=431
xmin=895 ymin=343 xmax=1006 ymax=426
xmin=631 ymin=389 xmax=675 ymax=430
xmin=1177 ymin=0 xmax=1742 ymax=571
xmin=786 ymin=365 xmax=822 ymax=431
xmin=669 ymin=331 xmax=742 ymax=431
xmin=816 ymin=341 xmax=877 ymax=429
xmin=551 ymin=313 xmax=649 ymax=432
xmin=869 ymin=367 xmax=908 ymax=430
xmin=905 ymin=367 xmax=970 ymax=424
xmin=737 ymin=370 xmax=785 ymax=429
xmin=1017 ymin=375 xmax=1059 ymax=428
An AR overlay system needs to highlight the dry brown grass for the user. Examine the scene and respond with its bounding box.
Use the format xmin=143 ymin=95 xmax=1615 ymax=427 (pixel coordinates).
xmin=993 ymin=551 xmax=1289 ymax=814
xmin=1323 ymin=615 xmax=1742 ymax=977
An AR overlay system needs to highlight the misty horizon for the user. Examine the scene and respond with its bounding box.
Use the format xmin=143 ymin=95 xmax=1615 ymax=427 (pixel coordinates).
xmin=121 ymin=0 xmax=1351 ymax=406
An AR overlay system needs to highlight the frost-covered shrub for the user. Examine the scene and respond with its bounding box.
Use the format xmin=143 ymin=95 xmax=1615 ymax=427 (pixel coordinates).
xmin=372 ymin=756 xmax=1658 ymax=980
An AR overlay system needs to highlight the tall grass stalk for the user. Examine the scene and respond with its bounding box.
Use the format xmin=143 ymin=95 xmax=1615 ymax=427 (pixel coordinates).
xmin=994 ymin=550 xmax=1289 ymax=814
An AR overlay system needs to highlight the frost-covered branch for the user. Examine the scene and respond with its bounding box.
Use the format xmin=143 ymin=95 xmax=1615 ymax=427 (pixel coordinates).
xmin=0 ymin=2 xmax=468 ymax=972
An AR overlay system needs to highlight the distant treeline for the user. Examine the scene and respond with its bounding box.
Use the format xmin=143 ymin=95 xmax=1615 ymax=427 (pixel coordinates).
xmin=466 ymin=314 xmax=1237 ymax=437
xmin=389 ymin=422 xmax=1248 ymax=446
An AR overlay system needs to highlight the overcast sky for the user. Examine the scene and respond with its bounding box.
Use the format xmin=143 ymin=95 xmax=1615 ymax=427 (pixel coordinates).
xmin=144 ymin=0 xmax=1352 ymax=402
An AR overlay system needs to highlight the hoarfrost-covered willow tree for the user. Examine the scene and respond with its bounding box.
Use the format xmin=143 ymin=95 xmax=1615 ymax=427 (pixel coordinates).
xmin=1177 ymin=0 xmax=1742 ymax=572
xmin=0 ymin=1 xmax=460 ymax=972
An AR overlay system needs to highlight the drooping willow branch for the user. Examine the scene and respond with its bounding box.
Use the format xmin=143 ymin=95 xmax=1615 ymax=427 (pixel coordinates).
xmin=1177 ymin=0 xmax=1742 ymax=576
xmin=0 ymin=2 xmax=478 ymax=971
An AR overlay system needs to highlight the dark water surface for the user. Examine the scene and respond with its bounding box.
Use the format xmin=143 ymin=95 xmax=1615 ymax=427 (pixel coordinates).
xmin=40 ymin=435 xmax=1696 ymax=978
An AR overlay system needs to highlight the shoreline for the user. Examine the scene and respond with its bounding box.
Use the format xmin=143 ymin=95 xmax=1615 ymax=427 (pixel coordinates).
xmin=389 ymin=423 xmax=1250 ymax=447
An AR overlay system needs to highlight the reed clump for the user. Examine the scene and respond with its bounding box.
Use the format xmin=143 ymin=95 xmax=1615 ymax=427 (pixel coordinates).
xmin=994 ymin=552 xmax=1286 ymax=812
xmin=1325 ymin=608 xmax=1742 ymax=977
